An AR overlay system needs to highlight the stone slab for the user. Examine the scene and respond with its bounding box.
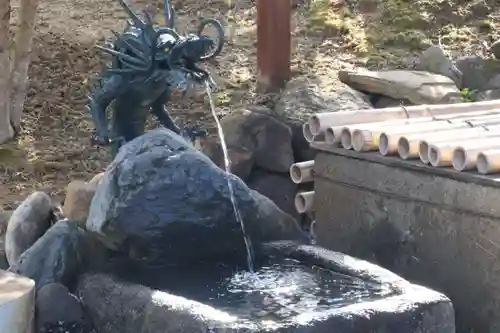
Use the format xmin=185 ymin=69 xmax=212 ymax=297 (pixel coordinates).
xmin=339 ymin=69 xmax=462 ymax=105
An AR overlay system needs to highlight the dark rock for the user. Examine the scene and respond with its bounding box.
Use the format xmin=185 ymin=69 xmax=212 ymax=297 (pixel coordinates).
xmin=9 ymin=220 xmax=86 ymax=289
xmin=5 ymin=191 xmax=54 ymax=265
xmin=86 ymin=128 xmax=308 ymax=268
xmin=373 ymin=96 xmax=413 ymax=109
xmin=491 ymin=40 xmax=500 ymax=60
xmin=455 ymin=56 xmax=500 ymax=91
xmin=415 ymin=45 xmax=463 ymax=88
xmin=76 ymin=242 xmax=455 ymax=333
xmin=218 ymin=107 xmax=294 ymax=173
xmin=79 ymin=231 xmax=114 ymax=273
xmin=475 ymin=89 xmax=500 ymax=101
xmin=309 ymin=220 xmax=317 ymax=241
xmin=202 ymin=137 xmax=254 ymax=181
xmin=202 ymin=104 xmax=295 ymax=179
xmin=38 ymin=322 xmax=90 ymax=333
xmin=36 ymin=283 xmax=88 ymax=332
xmin=275 ymin=77 xmax=372 ymax=162
xmin=247 ymin=168 xmax=299 ymax=221
xmin=469 ymin=1 xmax=491 ymax=19
xmin=0 ymin=254 xmax=8 ymax=270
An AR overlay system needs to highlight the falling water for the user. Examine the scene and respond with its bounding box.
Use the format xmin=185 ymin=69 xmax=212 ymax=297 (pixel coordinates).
xmin=205 ymin=82 xmax=255 ymax=272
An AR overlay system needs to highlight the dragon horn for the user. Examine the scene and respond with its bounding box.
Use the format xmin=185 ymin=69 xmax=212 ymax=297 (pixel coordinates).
xmin=141 ymin=10 xmax=158 ymax=44
xmin=117 ymin=0 xmax=145 ymax=29
xmin=95 ymin=45 xmax=148 ymax=67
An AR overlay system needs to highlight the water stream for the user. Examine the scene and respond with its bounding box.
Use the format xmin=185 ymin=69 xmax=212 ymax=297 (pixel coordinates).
xmin=205 ymin=82 xmax=255 ymax=272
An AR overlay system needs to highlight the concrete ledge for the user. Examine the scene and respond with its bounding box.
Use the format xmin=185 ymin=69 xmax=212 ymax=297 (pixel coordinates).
xmin=0 ymin=270 xmax=35 ymax=333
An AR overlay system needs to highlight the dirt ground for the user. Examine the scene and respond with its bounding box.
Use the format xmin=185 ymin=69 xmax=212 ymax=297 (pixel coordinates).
xmin=0 ymin=0 xmax=499 ymax=208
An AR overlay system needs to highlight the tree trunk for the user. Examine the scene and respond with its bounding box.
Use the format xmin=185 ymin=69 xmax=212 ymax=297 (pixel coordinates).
xmin=0 ymin=0 xmax=14 ymax=144
xmin=10 ymin=0 xmax=39 ymax=132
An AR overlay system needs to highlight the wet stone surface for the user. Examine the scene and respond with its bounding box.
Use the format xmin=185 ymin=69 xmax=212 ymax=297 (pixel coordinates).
xmin=38 ymin=322 xmax=92 ymax=333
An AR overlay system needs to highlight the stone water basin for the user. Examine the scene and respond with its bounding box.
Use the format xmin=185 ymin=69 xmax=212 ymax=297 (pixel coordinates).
xmin=77 ymin=242 xmax=455 ymax=333
xmin=136 ymin=258 xmax=395 ymax=326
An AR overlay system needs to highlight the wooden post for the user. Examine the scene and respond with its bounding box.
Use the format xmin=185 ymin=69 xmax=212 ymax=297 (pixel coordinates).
xmin=256 ymin=0 xmax=291 ymax=92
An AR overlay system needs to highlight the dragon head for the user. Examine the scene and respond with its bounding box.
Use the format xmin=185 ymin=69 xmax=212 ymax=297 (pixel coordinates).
xmin=98 ymin=0 xmax=220 ymax=88
xmin=162 ymin=33 xmax=215 ymax=69
xmin=179 ymin=34 xmax=215 ymax=62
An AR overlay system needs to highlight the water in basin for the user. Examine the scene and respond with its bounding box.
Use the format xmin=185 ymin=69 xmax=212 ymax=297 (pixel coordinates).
xmin=126 ymin=256 xmax=397 ymax=324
